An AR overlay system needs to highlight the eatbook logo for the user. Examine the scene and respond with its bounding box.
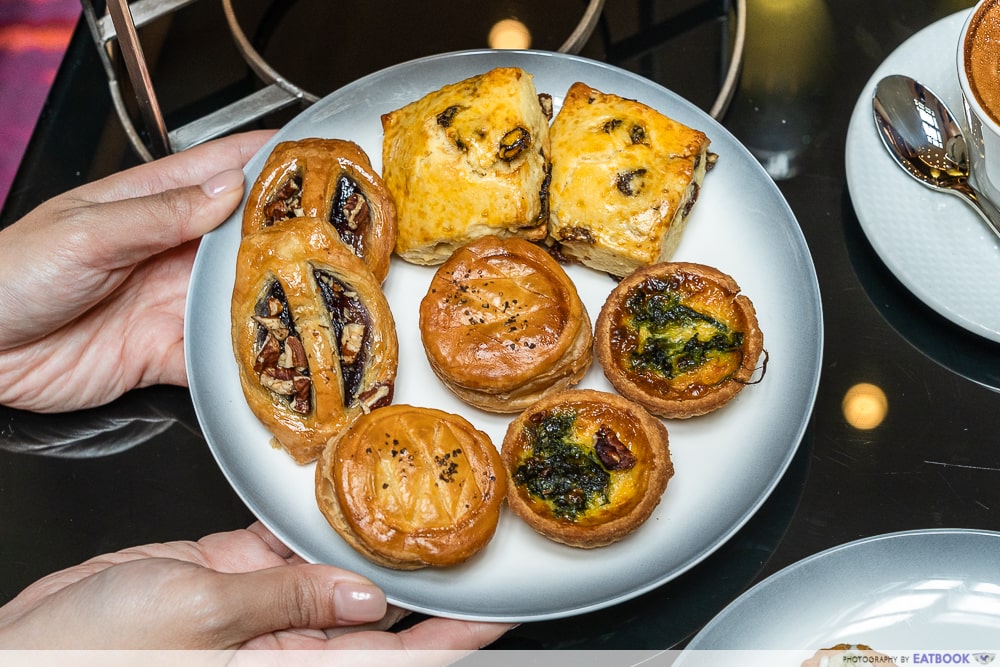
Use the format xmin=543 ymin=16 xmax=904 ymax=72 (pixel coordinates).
xmin=973 ymin=655 xmax=996 ymax=665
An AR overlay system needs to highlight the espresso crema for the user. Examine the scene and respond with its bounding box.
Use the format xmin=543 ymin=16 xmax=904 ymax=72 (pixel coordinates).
xmin=965 ymin=0 xmax=1000 ymax=126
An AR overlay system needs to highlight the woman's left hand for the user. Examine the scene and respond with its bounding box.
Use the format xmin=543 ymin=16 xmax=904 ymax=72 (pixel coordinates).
xmin=0 ymin=130 xmax=273 ymax=412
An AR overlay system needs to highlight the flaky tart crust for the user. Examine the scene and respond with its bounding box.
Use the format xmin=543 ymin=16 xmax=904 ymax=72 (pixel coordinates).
xmin=381 ymin=67 xmax=552 ymax=264
xmin=231 ymin=216 xmax=397 ymax=464
xmin=548 ymin=82 xmax=714 ymax=278
xmin=595 ymin=261 xmax=763 ymax=419
xmin=419 ymin=235 xmax=593 ymax=413
xmin=242 ymin=137 xmax=396 ymax=283
xmin=501 ymin=389 xmax=673 ymax=548
xmin=316 ymin=404 xmax=507 ymax=569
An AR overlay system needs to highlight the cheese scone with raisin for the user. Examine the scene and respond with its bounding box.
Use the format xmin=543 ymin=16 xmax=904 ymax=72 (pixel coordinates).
xmin=548 ymin=82 xmax=715 ymax=278
xmin=316 ymin=404 xmax=506 ymax=569
xmin=595 ymin=262 xmax=763 ymax=419
xmin=501 ymin=389 xmax=672 ymax=548
xmin=419 ymin=235 xmax=592 ymax=413
xmin=381 ymin=67 xmax=552 ymax=265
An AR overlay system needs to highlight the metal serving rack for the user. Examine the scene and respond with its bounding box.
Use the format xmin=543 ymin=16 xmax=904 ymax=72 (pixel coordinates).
xmin=81 ymin=0 xmax=743 ymax=162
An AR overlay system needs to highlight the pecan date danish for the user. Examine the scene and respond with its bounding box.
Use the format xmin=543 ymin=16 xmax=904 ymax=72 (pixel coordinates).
xmin=242 ymin=138 xmax=396 ymax=283
xmin=231 ymin=216 xmax=398 ymax=464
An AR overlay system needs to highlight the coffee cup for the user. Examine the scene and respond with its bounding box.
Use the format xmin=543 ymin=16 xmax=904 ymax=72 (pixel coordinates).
xmin=958 ymin=0 xmax=1000 ymax=205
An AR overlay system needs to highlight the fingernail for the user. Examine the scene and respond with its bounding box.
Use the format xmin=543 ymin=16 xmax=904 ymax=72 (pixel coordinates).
xmin=201 ymin=168 xmax=245 ymax=198
xmin=334 ymin=583 xmax=387 ymax=623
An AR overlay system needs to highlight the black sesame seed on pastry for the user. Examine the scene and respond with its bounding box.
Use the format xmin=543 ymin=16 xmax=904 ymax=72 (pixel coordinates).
xmin=419 ymin=235 xmax=592 ymax=413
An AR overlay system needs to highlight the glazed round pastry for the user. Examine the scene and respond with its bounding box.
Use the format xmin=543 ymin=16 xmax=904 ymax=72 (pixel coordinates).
xmin=242 ymin=137 xmax=396 ymax=283
xmin=316 ymin=404 xmax=507 ymax=569
xmin=595 ymin=262 xmax=763 ymax=419
xmin=501 ymin=389 xmax=673 ymax=548
xmin=231 ymin=216 xmax=397 ymax=464
xmin=419 ymin=235 xmax=592 ymax=413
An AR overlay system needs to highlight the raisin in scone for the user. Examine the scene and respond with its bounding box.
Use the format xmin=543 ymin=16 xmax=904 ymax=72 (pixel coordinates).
xmin=548 ymin=82 xmax=715 ymax=278
xmin=381 ymin=67 xmax=552 ymax=265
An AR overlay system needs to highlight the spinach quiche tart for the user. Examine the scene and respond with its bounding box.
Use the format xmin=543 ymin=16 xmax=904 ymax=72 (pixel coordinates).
xmin=595 ymin=261 xmax=764 ymax=419
xmin=501 ymin=389 xmax=673 ymax=548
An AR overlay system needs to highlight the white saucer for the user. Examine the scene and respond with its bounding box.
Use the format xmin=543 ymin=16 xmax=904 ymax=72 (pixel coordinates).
xmin=845 ymin=9 xmax=1000 ymax=343
xmin=681 ymin=528 xmax=1000 ymax=653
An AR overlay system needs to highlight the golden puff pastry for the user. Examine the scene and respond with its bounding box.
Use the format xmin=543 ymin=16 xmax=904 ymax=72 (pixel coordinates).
xmin=595 ymin=262 xmax=764 ymax=419
xmin=242 ymin=138 xmax=396 ymax=283
xmin=501 ymin=389 xmax=673 ymax=548
xmin=231 ymin=216 xmax=397 ymax=464
xmin=315 ymin=404 xmax=507 ymax=569
xmin=548 ymin=82 xmax=715 ymax=278
xmin=381 ymin=67 xmax=552 ymax=265
xmin=419 ymin=235 xmax=592 ymax=413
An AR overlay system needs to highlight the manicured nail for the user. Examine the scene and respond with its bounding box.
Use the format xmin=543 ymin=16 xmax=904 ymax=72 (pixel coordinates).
xmin=201 ymin=168 xmax=245 ymax=198
xmin=334 ymin=583 xmax=387 ymax=623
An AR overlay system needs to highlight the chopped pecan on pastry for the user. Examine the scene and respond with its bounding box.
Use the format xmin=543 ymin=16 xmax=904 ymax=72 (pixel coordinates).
xmin=242 ymin=138 xmax=396 ymax=283
xmin=381 ymin=67 xmax=552 ymax=265
xmin=595 ymin=262 xmax=764 ymax=419
xmin=231 ymin=216 xmax=397 ymax=464
xmin=316 ymin=404 xmax=506 ymax=570
xmin=547 ymin=82 xmax=715 ymax=278
xmin=501 ymin=389 xmax=673 ymax=548
xmin=418 ymin=235 xmax=592 ymax=413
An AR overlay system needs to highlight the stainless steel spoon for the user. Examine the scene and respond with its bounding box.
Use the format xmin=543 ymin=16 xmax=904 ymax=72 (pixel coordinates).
xmin=872 ymin=73 xmax=1000 ymax=240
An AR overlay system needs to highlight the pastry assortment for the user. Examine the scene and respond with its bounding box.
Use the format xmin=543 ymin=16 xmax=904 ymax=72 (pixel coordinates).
xmin=501 ymin=389 xmax=673 ymax=548
xmin=231 ymin=67 xmax=766 ymax=567
xmin=315 ymin=405 xmax=506 ymax=569
xmin=595 ymin=262 xmax=764 ymax=419
xmin=419 ymin=235 xmax=592 ymax=413
xmin=548 ymin=82 xmax=716 ymax=278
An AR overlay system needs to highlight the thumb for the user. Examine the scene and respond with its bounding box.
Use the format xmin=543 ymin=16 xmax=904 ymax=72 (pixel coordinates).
xmin=213 ymin=564 xmax=388 ymax=646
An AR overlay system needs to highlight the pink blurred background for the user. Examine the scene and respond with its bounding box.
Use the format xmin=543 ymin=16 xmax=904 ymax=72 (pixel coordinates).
xmin=0 ymin=0 xmax=80 ymax=210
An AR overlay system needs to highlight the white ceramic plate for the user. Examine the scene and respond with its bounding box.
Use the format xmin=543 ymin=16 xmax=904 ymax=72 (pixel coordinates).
xmin=682 ymin=528 xmax=1000 ymax=654
xmin=846 ymin=9 xmax=1000 ymax=343
xmin=186 ymin=49 xmax=822 ymax=622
